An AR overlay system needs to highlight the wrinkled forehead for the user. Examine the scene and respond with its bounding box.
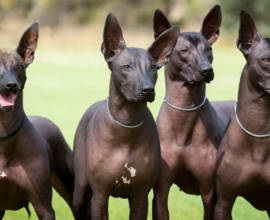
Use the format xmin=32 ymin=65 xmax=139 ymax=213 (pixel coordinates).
xmin=250 ymin=38 xmax=270 ymax=58
xmin=0 ymin=49 xmax=23 ymax=68
xmin=257 ymin=38 xmax=270 ymax=51
xmin=177 ymin=32 xmax=210 ymax=48
xmin=118 ymin=47 xmax=153 ymax=63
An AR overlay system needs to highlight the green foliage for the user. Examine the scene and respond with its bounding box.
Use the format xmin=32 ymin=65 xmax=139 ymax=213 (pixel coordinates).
xmin=0 ymin=0 xmax=182 ymax=27
xmin=2 ymin=0 xmax=270 ymax=35
xmin=1 ymin=0 xmax=34 ymax=17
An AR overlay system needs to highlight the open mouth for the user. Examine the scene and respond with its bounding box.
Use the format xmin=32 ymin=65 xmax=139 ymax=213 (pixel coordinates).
xmin=0 ymin=93 xmax=17 ymax=110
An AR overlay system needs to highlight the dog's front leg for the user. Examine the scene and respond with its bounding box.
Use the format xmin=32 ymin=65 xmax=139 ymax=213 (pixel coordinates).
xmin=214 ymin=170 xmax=236 ymax=220
xmin=152 ymin=180 xmax=171 ymax=220
xmin=129 ymin=193 xmax=148 ymax=220
xmin=29 ymin=175 xmax=55 ymax=220
xmin=73 ymin=181 xmax=91 ymax=220
xmin=200 ymin=186 xmax=215 ymax=220
xmin=214 ymin=188 xmax=235 ymax=220
xmin=31 ymin=201 xmax=55 ymax=220
xmin=91 ymin=191 xmax=109 ymax=220
xmin=214 ymin=197 xmax=234 ymax=220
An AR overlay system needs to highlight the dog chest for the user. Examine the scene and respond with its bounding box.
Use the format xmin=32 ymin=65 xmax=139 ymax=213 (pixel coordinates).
xmin=0 ymin=166 xmax=29 ymax=210
xmin=89 ymin=144 xmax=159 ymax=197
xmin=114 ymin=163 xmax=137 ymax=184
xmin=111 ymin=162 xmax=138 ymax=198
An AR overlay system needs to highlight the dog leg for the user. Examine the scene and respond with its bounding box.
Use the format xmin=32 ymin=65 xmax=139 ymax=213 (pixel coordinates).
xmin=30 ymin=184 xmax=55 ymax=220
xmin=267 ymin=210 xmax=270 ymax=218
xmin=91 ymin=191 xmax=109 ymax=220
xmin=73 ymin=179 xmax=91 ymax=220
xmin=50 ymin=135 xmax=74 ymax=208
xmin=31 ymin=203 xmax=55 ymax=220
xmin=214 ymin=193 xmax=234 ymax=220
xmin=200 ymin=187 xmax=216 ymax=220
xmin=152 ymin=180 xmax=171 ymax=220
xmin=0 ymin=210 xmax=4 ymax=219
xmin=30 ymin=117 xmax=74 ymax=210
xmin=129 ymin=193 xmax=148 ymax=220
xmin=73 ymin=122 xmax=92 ymax=219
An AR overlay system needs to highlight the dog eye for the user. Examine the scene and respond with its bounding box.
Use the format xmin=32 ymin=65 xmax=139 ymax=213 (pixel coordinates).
xmin=207 ymin=47 xmax=212 ymax=52
xmin=151 ymin=64 xmax=158 ymax=71
xmin=16 ymin=65 xmax=25 ymax=72
xmin=122 ymin=64 xmax=131 ymax=70
xmin=262 ymin=57 xmax=270 ymax=63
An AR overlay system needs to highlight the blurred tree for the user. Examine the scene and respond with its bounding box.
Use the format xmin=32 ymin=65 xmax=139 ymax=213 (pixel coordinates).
xmin=1 ymin=0 xmax=34 ymax=18
xmin=4 ymin=0 xmax=269 ymax=35
xmin=0 ymin=0 xmax=167 ymax=27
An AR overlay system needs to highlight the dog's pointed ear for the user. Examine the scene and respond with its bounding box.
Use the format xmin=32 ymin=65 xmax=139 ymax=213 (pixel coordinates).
xmin=153 ymin=9 xmax=172 ymax=39
xmin=201 ymin=5 xmax=222 ymax=44
xmin=237 ymin=11 xmax=261 ymax=56
xmin=101 ymin=13 xmax=126 ymax=62
xmin=16 ymin=22 xmax=39 ymax=67
xmin=148 ymin=26 xmax=179 ymax=68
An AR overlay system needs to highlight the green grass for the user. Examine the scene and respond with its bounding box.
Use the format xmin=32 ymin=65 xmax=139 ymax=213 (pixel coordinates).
xmin=3 ymin=45 xmax=269 ymax=219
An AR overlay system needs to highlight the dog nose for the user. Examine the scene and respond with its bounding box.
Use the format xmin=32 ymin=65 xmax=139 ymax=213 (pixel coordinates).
xmin=201 ymin=67 xmax=213 ymax=75
xmin=199 ymin=63 xmax=213 ymax=76
xmin=142 ymin=86 xmax=154 ymax=94
xmin=199 ymin=61 xmax=214 ymax=82
xmin=5 ymin=82 xmax=18 ymax=90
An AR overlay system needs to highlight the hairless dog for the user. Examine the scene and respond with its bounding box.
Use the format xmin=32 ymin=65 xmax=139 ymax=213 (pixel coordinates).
xmin=214 ymin=11 xmax=270 ymax=220
xmin=152 ymin=5 xmax=234 ymax=220
xmin=72 ymin=13 xmax=178 ymax=220
xmin=0 ymin=23 xmax=74 ymax=219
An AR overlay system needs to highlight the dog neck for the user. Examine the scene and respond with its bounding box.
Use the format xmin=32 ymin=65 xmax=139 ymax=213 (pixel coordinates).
xmin=158 ymin=68 xmax=209 ymax=146
xmin=237 ymin=67 xmax=270 ymax=135
xmin=108 ymin=78 xmax=147 ymax=128
xmin=164 ymin=69 xmax=206 ymax=112
xmin=0 ymin=93 xmax=25 ymax=140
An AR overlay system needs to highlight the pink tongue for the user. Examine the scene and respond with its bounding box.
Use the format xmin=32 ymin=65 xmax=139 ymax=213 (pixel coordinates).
xmin=0 ymin=94 xmax=16 ymax=107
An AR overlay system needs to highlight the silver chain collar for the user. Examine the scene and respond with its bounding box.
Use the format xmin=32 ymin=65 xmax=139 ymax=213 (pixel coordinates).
xmin=235 ymin=101 xmax=270 ymax=138
xmin=163 ymin=96 xmax=207 ymax=111
xmin=106 ymin=99 xmax=144 ymax=129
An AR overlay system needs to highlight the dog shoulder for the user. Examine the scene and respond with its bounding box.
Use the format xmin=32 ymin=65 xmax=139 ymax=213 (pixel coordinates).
xmin=29 ymin=116 xmax=62 ymax=135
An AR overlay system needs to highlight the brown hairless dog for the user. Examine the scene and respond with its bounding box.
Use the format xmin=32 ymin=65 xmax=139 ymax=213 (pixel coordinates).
xmin=0 ymin=23 xmax=74 ymax=219
xmin=152 ymin=5 xmax=234 ymax=220
xmin=72 ymin=13 xmax=179 ymax=220
xmin=214 ymin=11 xmax=270 ymax=220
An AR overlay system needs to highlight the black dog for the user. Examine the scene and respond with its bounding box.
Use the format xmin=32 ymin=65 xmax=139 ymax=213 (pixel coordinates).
xmin=152 ymin=5 xmax=234 ymax=220
xmin=214 ymin=11 xmax=270 ymax=219
xmin=72 ymin=13 xmax=178 ymax=220
xmin=0 ymin=23 xmax=74 ymax=219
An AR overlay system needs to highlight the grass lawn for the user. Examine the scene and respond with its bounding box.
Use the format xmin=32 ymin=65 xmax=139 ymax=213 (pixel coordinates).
xmin=1 ymin=30 xmax=269 ymax=219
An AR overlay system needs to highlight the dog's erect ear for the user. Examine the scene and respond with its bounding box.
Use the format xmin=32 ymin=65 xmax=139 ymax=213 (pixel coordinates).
xmin=101 ymin=13 xmax=126 ymax=62
xmin=148 ymin=26 xmax=179 ymax=68
xmin=153 ymin=9 xmax=172 ymax=39
xmin=201 ymin=5 xmax=222 ymax=44
xmin=16 ymin=22 xmax=39 ymax=67
xmin=237 ymin=11 xmax=261 ymax=56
